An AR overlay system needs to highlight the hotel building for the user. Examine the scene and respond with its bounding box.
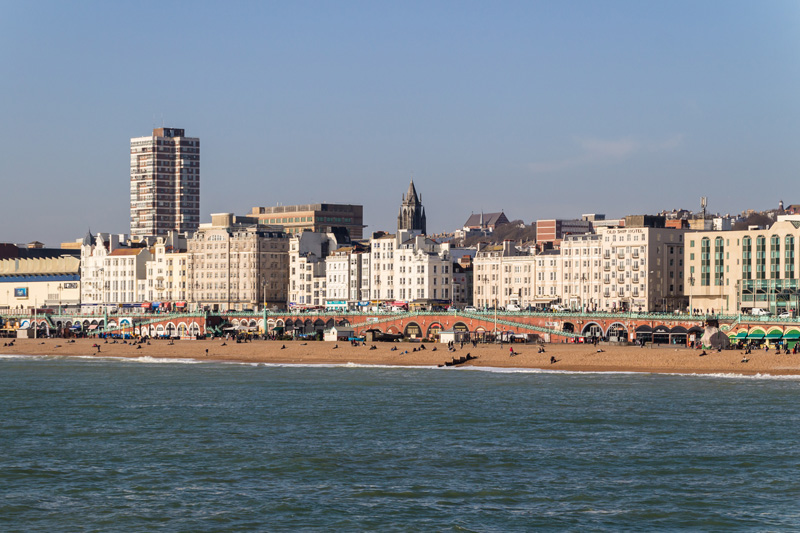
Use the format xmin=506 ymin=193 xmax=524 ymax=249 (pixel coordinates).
xmin=684 ymin=218 xmax=800 ymax=314
xmin=187 ymin=214 xmax=289 ymax=311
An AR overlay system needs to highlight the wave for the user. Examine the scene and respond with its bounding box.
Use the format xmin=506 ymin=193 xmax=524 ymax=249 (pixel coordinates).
xmin=3 ymin=354 xmax=800 ymax=380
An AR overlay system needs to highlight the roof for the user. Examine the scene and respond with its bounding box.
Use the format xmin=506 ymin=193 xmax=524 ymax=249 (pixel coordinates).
xmin=109 ymin=249 xmax=145 ymax=256
xmin=464 ymin=212 xmax=509 ymax=228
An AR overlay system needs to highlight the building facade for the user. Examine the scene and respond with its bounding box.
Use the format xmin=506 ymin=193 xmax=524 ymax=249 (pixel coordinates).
xmin=130 ymin=128 xmax=200 ymax=237
xmin=287 ymin=232 xmax=339 ymax=309
xmin=684 ymin=219 xmax=800 ymax=314
xmin=0 ymin=256 xmax=81 ymax=312
xmin=187 ymin=214 xmax=289 ymax=311
xmin=249 ymin=204 xmax=364 ymax=239
xmin=324 ymin=243 xmax=369 ymax=311
xmin=473 ymin=227 xmax=688 ymax=312
xmin=143 ymin=234 xmax=191 ymax=308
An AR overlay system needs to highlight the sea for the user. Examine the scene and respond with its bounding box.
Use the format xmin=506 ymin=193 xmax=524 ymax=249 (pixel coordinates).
xmin=2 ymin=355 xmax=800 ymax=531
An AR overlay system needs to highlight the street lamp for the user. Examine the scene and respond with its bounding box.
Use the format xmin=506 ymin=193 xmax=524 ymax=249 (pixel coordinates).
xmin=688 ymin=275 xmax=695 ymax=315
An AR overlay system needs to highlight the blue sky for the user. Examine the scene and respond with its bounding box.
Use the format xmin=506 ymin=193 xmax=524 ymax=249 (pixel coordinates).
xmin=1 ymin=1 xmax=798 ymax=245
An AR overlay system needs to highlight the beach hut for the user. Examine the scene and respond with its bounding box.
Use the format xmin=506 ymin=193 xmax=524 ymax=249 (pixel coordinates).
xmin=324 ymin=326 xmax=355 ymax=342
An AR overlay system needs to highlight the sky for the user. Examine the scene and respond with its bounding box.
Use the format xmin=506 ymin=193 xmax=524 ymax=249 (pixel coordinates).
xmin=1 ymin=1 xmax=799 ymax=246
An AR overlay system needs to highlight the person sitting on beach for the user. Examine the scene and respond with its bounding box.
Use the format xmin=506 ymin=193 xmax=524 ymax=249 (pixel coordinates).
xmin=221 ymin=342 xmax=227 ymax=346
xmin=281 ymin=345 xmax=286 ymax=350
xmin=412 ymin=347 xmax=418 ymax=353
xmin=333 ymin=344 xmax=338 ymax=349
xmin=369 ymin=345 xmax=377 ymax=350
xmin=596 ymin=349 xmax=605 ymax=353
xmin=538 ymin=346 xmax=546 ymax=353
xmin=420 ymin=344 xmax=426 ymax=350
xmin=432 ymin=346 xmax=437 ymax=351
xmin=390 ymin=346 xmax=397 ymax=351
xmin=550 ymin=356 xmax=556 ymax=364
xmin=699 ymin=350 xmax=707 ymax=356
xmin=741 ymin=356 xmax=749 ymax=363
xmin=136 ymin=345 xmax=142 ymax=350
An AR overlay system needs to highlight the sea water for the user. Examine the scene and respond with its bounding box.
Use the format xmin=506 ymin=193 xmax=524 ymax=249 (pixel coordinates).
xmin=2 ymin=355 xmax=800 ymax=531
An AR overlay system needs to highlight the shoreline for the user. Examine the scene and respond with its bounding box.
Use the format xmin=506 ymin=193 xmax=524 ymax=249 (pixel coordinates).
xmin=3 ymin=338 xmax=800 ymax=377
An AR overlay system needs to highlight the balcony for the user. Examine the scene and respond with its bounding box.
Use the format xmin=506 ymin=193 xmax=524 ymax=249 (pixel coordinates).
xmin=617 ymin=264 xmax=625 ymax=271
xmin=632 ymin=263 xmax=639 ymax=271
xmin=603 ymin=278 xmax=610 ymax=284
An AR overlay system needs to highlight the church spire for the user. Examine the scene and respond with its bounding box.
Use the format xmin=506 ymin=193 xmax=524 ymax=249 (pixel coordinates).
xmin=397 ymin=180 xmax=427 ymax=234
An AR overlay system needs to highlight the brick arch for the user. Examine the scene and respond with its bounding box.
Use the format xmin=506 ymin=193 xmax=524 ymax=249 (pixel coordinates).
xmin=581 ymin=322 xmax=603 ymax=337
xmin=427 ymin=322 xmax=443 ymax=338
xmin=404 ymin=321 xmax=422 ymax=338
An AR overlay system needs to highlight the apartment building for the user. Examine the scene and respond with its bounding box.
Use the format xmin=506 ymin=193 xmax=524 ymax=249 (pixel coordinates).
xmin=287 ymin=232 xmax=339 ymax=309
xmin=473 ymin=226 xmax=687 ymax=312
xmin=325 ymin=243 xmax=369 ymax=310
xmin=395 ymin=233 xmax=452 ymax=303
xmin=560 ymin=233 xmax=603 ymax=311
xmin=80 ymin=232 xmax=129 ymax=309
xmin=142 ymin=234 xmax=191 ymax=307
xmin=130 ymin=128 xmax=200 ymax=237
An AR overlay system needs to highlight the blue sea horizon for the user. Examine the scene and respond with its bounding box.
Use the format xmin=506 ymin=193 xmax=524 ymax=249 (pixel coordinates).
xmin=2 ymin=356 xmax=799 ymax=531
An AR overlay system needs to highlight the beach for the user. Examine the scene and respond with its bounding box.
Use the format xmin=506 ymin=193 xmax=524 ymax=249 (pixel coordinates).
xmin=3 ymin=337 xmax=800 ymax=375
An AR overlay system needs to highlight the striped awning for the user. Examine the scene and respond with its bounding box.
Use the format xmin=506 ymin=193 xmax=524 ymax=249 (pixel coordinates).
xmin=783 ymin=331 xmax=800 ymax=340
xmin=747 ymin=332 xmax=765 ymax=339
xmin=732 ymin=331 xmax=748 ymax=340
xmin=765 ymin=331 xmax=783 ymax=340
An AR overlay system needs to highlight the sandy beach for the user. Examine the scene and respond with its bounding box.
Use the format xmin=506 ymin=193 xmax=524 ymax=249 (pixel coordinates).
xmin=3 ymin=337 xmax=800 ymax=376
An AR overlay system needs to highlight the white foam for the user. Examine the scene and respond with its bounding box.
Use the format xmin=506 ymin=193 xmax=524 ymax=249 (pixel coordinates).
xmin=118 ymin=355 xmax=204 ymax=365
xmin=662 ymin=371 xmax=800 ymax=381
xmin=254 ymin=362 xmax=440 ymax=370
xmin=0 ymin=354 xmax=50 ymax=361
xmin=3 ymin=353 xmax=800 ymax=380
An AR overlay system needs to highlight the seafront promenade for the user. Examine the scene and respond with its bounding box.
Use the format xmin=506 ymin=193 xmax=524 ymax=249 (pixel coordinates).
xmin=2 ymin=309 xmax=800 ymax=349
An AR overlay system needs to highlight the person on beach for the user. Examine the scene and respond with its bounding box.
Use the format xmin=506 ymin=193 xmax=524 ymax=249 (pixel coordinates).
xmin=550 ymin=356 xmax=556 ymax=364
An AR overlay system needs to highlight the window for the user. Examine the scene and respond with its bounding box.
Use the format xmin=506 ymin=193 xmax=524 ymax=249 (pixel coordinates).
xmin=700 ymin=238 xmax=710 ymax=286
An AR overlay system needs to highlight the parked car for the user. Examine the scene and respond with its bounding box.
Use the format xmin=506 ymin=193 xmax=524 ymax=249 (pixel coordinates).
xmin=506 ymin=303 xmax=521 ymax=312
xmin=750 ymin=308 xmax=771 ymax=316
xmin=779 ymin=311 xmax=794 ymax=318
xmin=463 ymin=306 xmax=478 ymax=312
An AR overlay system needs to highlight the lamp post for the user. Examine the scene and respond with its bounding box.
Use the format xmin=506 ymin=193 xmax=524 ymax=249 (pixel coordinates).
xmin=688 ymin=275 xmax=695 ymax=315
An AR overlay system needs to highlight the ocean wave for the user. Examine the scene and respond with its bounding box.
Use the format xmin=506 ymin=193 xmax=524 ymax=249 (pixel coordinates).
xmin=0 ymin=354 xmax=51 ymax=361
xmin=662 ymin=371 xmax=800 ymax=381
xmin=255 ymin=362 xmax=440 ymax=370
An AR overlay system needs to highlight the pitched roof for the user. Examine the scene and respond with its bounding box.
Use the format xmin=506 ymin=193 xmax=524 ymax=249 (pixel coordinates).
xmin=109 ymin=248 xmax=145 ymax=256
xmin=464 ymin=212 xmax=509 ymax=228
